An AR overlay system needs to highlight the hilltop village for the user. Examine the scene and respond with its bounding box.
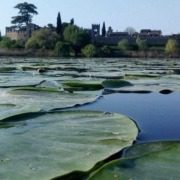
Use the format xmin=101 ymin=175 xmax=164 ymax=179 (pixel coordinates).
xmin=1 ymin=2 xmax=180 ymax=57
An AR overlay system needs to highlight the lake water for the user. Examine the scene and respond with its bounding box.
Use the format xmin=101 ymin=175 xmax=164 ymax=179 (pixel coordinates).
xmin=80 ymin=92 xmax=180 ymax=143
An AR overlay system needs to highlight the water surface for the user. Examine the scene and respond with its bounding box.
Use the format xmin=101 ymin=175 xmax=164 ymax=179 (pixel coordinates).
xmin=80 ymin=92 xmax=180 ymax=142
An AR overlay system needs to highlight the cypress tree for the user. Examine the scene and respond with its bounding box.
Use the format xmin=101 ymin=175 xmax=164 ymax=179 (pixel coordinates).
xmin=70 ymin=18 xmax=74 ymax=25
xmin=56 ymin=12 xmax=62 ymax=35
xmin=102 ymin=22 xmax=106 ymax=37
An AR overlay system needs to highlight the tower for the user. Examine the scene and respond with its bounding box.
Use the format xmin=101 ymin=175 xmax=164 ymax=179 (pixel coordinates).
xmin=91 ymin=24 xmax=100 ymax=39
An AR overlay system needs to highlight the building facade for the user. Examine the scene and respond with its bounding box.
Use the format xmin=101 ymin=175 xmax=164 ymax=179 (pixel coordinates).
xmin=90 ymin=24 xmax=179 ymax=46
xmin=6 ymin=24 xmax=40 ymax=41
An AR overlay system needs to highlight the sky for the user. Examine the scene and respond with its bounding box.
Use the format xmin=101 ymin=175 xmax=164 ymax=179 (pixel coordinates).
xmin=0 ymin=0 xmax=180 ymax=35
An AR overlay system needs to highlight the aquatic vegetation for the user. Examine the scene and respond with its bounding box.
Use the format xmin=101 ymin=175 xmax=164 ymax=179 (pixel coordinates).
xmin=0 ymin=57 xmax=179 ymax=179
xmin=63 ymin=80 xmax=103 ymax=91
xmin=0 ymin=110 xmax=138 ymax=179
xmin=88 ymin=142 xmax=180 ymax=180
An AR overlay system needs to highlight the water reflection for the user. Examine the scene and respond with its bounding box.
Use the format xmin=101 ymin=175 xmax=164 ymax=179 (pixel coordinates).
xmin=80 ymin=92 xmax=180 ymax=142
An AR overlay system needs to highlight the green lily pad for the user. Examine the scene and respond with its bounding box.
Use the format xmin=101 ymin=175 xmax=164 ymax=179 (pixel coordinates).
xmin=102 ymin=80 xmax=133 ymax=88
xmin=0 ymin=110 xmax=138 ymax=180
xmin=0 ymin=105 xmax=42 ymax=122
xmin=88 ymin=141 xmax=180 ymax=180
xmin=0 ymin=75 xmax=45 ymax=88
xmin=80 ymin=72 xmax=124 ymax=79
xmin=0 ymin=67 xmax=17 ymax=73
xmin=0 ymin=103 xmax=42 ymax=128
xmin=11 ymin=87 xmax=61 ymax=93
xmin=63 ymin=80 xmax=103 ymax=91
xmin=125 ymin=73 xmax=160 ymax=79
xmin=5 ymin=89 xmax=99 ymax=111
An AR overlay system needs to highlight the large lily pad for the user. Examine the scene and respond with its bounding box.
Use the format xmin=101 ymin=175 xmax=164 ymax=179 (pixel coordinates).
xmin=2 ymin=88 xmax=99 ymax=111
xmin=0 ymin=110 xmax=138 ymax=180
xmin=0 ymin=104 xmax=41 ymax=122
xmin=88 ymin=141 xmax=180 ymax=180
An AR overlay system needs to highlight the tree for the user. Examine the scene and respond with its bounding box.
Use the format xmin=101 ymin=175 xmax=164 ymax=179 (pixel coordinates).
xmin=136 ymin=37 xmax=148 ymax=51
xmin=100 ymin=45 xmax=112 ymax=57
xmin=11 ymin=2 xmax=38 ymax=27
xmin=0 ymin=37 xmax=14 ymax=49
xmin=56 ymin=12 xmax=62 ymax=35
xmin=165 ymin=39 xmax=178 ymax=56
xmin=102 ymin=22 xmax=106 ymax=37
xmin=70 ymin=18 xmax=74 ymax=25
xmin=63 ymin=25 xmax=90 ymax=56
xmin=25 ymin=29 xmax=59 ymax=49
xmin=47 ymin=23 xmax=55 ymax=30
xmin=55 ymin=41 xmax=71 ymax=57
xmin=125 ymin=27 xmax=136 ymax=36
xmin=82 ymin=44 xmax=97 ymax=57
xmin=13 ymin=40 xmax=25 ymax=49
xmin=118 ymin=39 xmax=129 ymax=51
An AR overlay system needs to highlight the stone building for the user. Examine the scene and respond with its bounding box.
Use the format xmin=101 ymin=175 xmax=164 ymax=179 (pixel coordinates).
xmin=6 ymin=24 xmax=40 ymax=41
xmin=139 ymin=29 xmax=162 ymax=38
xmin=90 ymin=23 xmax=169 ymax=46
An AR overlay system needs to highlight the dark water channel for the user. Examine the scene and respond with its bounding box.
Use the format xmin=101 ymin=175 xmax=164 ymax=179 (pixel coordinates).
xmin=80 ymin=92 xmax=180 ymax=143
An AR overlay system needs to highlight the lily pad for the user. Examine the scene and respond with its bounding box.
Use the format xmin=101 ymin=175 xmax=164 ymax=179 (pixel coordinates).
xmin=80 ymin=72 xmax=124 ymax=79
xmin=63 ymin=80 xmax=103 ymax=91
xmin=88 ymin=141 xmax=180 ymax=180
xmin=0 ymin=104 xmax=41 ymax=122
xmin=0 ymin=110 xmax=138 ymax=180
xmin=5 ymin=89 xmax=99 ymax=111
xmin=11 ymin=87 xmax=61 ymax=93
xmin=0 ymin=67 xmax=17 ymax=73
xmin=102 ymin=80 xmax=133 ymax=88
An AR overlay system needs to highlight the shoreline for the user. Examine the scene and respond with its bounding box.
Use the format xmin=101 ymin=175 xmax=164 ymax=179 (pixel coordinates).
xmin=0 ymin=48 xmax=179 ymax=58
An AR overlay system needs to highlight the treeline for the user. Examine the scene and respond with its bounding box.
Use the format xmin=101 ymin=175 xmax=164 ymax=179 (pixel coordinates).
xmin=1 ymin=27 xmax=178 ymax=58
xmin=0 ymin=33 xmax=178 ymax=58
xmin=0 ymin=2 xmax=179 ymax=58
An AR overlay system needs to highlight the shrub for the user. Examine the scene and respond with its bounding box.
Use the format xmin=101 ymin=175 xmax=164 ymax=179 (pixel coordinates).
xmin=81 ymin=44 xmax=97 ymax=57
xmin=63 ymin=25 xmax=90 ymax=56
xmin=165 ymin=39 xmax=178 ymax=56
xmin=100 ymin=45 xmax=112 ymax=57
xmin=0 ymin=37 xmax=14 ymax=49
xmin=26 ymin=29 xmax=59 ymax=49
xmin=55 ymin=41 xmax=71 ymax=57
xmin=136 ymin=37 xmax=148 ymax=51
xmin=118 ymin=39 xmax=129 ymax=51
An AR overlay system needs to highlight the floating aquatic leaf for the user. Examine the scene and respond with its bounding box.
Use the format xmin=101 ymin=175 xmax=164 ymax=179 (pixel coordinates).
xmin=0 ymin=110 xmax=138 ymax=180
xmin=0 ymin=67 xmax=17 ymax=73
xmin=80 ymin=72 xmax=124 ymax=79
xmin=63 ymin=80 xmax=103 ymax=91
xmin=88 ymin=141 xmax=180 ymax=180
xmin=5 ymin=88 xmax=99 ymax=111
xmin=102 ymin=80 xmax=133 ymax=89
xmin=0 ymin=104 xmax=41 ymax=121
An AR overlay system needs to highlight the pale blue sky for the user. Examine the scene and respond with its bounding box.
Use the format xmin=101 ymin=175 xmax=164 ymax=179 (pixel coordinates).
xmin=0 ymin=0 xmax=180 ymax=35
